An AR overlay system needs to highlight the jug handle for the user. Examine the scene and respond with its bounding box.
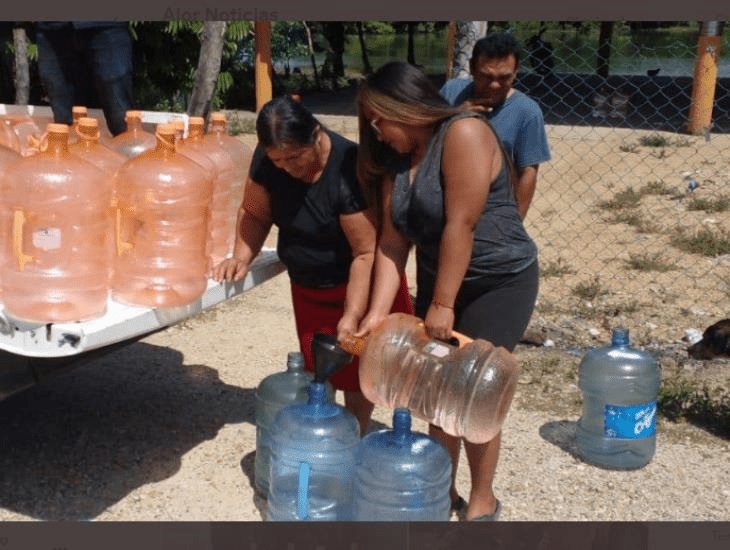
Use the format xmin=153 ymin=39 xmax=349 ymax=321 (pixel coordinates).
xmin=296 ymin=462 xmax=311 ymax=520
xmin=12 ymin=210 xmax=33 ymax=271
xmin=415 ymin=321 xmax=473 ymax=348
xmin=114 ymin=204 xmax=133 ymax=256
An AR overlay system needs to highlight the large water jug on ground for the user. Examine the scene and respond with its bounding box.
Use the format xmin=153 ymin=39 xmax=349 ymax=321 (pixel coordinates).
xmin=266 ymin=382 xmax=359 ymax=521
xmin=69 ymin=117 xmax=127 ymax=176
xmin=208 ymin=112 xmax=252 ymax=230
xmin=352 ymin=408 xmax=451 ymax=521
xmin=576 ymin=328 xmax=661 ymax=469
xmin=111 ymin=123 xmax=213 ymax=307
xmin=109 ymin=110 xmax=156 ymax=158
xmin=0 ymin=123 xmax=112 ymax=322
xmin=341 ymin=312 xmax=520 ymax=444
xmin=181 ymin=117 xmax=236 ymax=268
xmin=0 ymin=118 xmax=20 ymax=153
xmin=254 ymin=351 xmax=334 ymax=496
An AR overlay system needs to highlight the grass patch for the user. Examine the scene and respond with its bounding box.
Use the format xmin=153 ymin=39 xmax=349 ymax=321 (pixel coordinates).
xmin=572 ymin=276 xmax=607 ymax=301
xmin=650 ymin=148 xmax=668 ymax=159
xmin=541 ymin=257 xmax=575 ymax=277
xmin=686 ymin=195 xmax=730 ymax=213
xmin=624 ymin=252 xmax=675 ymax=272
xmin=670 ymin=227 xmax=730 ymax=257
xmin=673 ymin=136 xmax=694 ymax=147
xmin=640 ymin=180 xmax=674 ymax=196
xmin=607 ymin=210 xmax=658 ymax=233
xmin=598 ymin=188 xmax=643 ymax=210
xmin=619 ymin=143 xmax=639 ymax=153
xmin=659 ymin=379 xmax=730 ymax=438
xmin=639 ymin=133 xmax=670 ymax=147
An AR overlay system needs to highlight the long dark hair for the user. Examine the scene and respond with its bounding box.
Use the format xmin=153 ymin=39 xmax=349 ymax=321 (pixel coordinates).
xmin=256 ymin=95 xmax=321 ymax=148
xmin=356 ymin=62 xmax=464 ymax=190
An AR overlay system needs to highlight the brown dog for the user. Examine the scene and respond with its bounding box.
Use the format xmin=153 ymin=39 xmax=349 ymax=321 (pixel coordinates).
xmin=687 ymin=319 xmax=730 ymax=359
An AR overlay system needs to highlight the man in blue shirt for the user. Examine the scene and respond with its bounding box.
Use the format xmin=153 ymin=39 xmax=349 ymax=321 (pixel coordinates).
xmin=441 ymin=32 xmax=551 ymax=219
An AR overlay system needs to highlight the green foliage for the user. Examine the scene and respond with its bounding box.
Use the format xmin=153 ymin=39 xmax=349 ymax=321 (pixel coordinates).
xmin=686 ymin=196 xmax=730 ymax=213
xmin=659 ymin=379 xmax=730 ymax=437
xmin=670 ymin=227 xmax=730 ymax=257
xmin=624 ymin=252 xmax=674 ymax=272
xmin=598 ymin=187 xmax=643 ymax=210
xmin=639 ymin=133 xmax=670 ymax=147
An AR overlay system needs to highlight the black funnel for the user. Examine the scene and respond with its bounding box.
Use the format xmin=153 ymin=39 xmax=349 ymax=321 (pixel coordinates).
xmin=312 ymin=332 xmax=353 ymax=383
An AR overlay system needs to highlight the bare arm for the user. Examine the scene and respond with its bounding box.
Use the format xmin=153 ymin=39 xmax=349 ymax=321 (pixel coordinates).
xmin=515 ymin=164 xmax=539 ymax=220
xmin=211 ymin=177 xmax=273 ymax=282
xmin=355 ymin=175 xmax=411 ymax=337
xmin=336 ymin=207 xmax=377 ymax=342
xmin=426 ymin=116 xmax=503 ymax=340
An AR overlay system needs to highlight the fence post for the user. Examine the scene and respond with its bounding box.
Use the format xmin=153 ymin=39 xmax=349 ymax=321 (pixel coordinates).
xmin=255 ymin=21 xmax=273 ymax=113
xmin=687 ymin=21 xmax=724 ymax=136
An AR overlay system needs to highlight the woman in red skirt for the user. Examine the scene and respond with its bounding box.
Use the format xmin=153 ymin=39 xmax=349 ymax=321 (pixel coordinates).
xmin=212 ymin=96 xmax=412 ymax=434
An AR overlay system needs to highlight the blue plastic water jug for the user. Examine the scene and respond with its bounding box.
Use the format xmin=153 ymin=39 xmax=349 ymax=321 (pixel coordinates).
xmin=351 ymin=408 xmax=451 ymax=521
xmin=576 ymin=328 xmax=661 ymax=469
xmin=266 ymin=382 xmax=359 ymax=521
xmin=255 ymin=352 xmax=334 ymax=496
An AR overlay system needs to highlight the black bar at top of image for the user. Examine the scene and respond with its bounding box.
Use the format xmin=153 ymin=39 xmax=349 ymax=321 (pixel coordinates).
xmin=4 ymin=0 xmax=730 ymax=21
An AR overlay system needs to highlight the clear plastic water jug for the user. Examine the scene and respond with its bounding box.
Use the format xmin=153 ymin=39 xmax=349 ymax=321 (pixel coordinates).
xmin=181 ymin=117 xmax=236 ymax=268
xmin=266 ymin=382 xmax=359 ymax=521
xmin=0 ymin=123 xmax=112 ymax=322
xmin=111 ymin=123 xmax=213 ymax=307
xmin=108 ymin=110 xmax=156 ymax=158
xmin=341 ymin=312 xmax=520 ymax=444
xmin=352 ymin=408 xmax=451 ymax=521
xmin=254 ymin=352 xmax=334 ymax=496
xmin=576 ymin=328 xmax=661 ymax=469
xmin=69 ymin=117 xmax=127 ymax=176
xmin=208 ymin=112 xmax=252 ymax=235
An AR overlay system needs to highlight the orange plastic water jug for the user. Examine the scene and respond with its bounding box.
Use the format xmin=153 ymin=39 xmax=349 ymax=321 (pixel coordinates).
xmin=0 ymin=123 xmax=113 ymax=323
xmin=111 ymin=123 xmax=214 ymax=307
xmin=69 ymin=117 xmax=127 ymax=176
xmin=0 ymin=142 xmax=21 ymax=167
xmin=208 ymin=112 xmax=253 ymax=233
xmin=108 ymin=110 xmax=156 ymax=158
xmin=190 ymin=117 xmax=237 ymax=266
xmin=1 ymin=115 xmax=44 ymax=157
xmin=341 ymin=313 xmax=520 ymax=444
xmin=0 ymin=118 xmax=21 ymax=153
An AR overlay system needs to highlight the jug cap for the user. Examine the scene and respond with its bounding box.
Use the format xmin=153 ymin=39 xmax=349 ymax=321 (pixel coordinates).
xmin=156 ymin=123 xmax=176 ymax=136
xmin=171 ymin=119 xmax=185 ymax=130
xmin=611 ymin=328 xmax=630 ymax=346
xmin=47 ymin=123 xmax=69 ymax=134
xmin=286 ymin=351 xmax=305 ymax=371
xmin=211 ymin=112 xmax=226 ymax=122
xmin=125 ymin=110 xmax=143 ymax=119
xmin=78 ymin=117 xmax=99 ymax=128
xmin=72 ymin=105 xmax=88 ymax=115
xmin=189 ymin=117 xmax=205 ymax=126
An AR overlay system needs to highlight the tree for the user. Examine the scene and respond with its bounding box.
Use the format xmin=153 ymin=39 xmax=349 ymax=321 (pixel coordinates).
xmin=187 ymin=21 xmax=227 ymax=118
xmin=407 ymin=22 xmax=416 ymax=65
xmin=320 ymin=22 xmax=346 ymax=88
xmin=596 ymin=22 xmax=614 ymax=78
xmin=302 ymin=21 xmax=322 ymax=89
xmin=12 ymin=25 xmax=29 ymax=105
xmin=355 ymin=22 xmax=373 ymax=75
xmin=450 ymin=21 xmax=488 ymax=79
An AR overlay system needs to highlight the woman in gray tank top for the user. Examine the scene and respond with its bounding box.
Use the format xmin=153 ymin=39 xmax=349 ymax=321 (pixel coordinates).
xmin=354 ymin=62 xmax=539 ymax=521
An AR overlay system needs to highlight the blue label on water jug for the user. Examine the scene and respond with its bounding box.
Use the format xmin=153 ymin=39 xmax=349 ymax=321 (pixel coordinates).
xmin=604 ymin=401 xmax=656 ymax=439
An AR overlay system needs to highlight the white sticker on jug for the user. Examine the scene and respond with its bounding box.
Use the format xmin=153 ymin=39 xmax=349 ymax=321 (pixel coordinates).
xmin=32 ymin=228 xmax=62 ymax=251
xmin=423 ymin=341 xmax=450 ymax=358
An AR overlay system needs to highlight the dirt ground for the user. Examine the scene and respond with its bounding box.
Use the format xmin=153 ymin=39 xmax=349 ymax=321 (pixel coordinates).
xmin=0 ymin=116 xmax=727 ymax=523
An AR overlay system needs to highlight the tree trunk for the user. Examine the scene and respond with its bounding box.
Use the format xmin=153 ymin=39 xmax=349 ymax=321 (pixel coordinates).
xmin=407 ymin=23 xmax=416 ymax=65
xmin=450 ymin=21 xmax=488 ymax=79
xmin=321 ymin=23 xmax=346 ymax=88
xmin=187 ymin=21 xmax=227 ymax=119
xmin=596 ymin=22 xmax=614 ymax=78
xmin=303 ymin=21 xmax=321 ymax=89
xmin=356 ymin=22 xmax=372 ymax=75
xmin=12 ymin=26 xmax=29 ymax=105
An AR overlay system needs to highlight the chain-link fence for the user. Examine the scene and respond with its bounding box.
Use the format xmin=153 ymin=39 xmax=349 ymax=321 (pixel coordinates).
xmin=509 ymin=32 xmax=730 ymax=347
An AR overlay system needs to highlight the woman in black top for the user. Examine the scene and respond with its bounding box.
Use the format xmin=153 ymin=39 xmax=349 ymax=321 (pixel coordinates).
xmin=212 ymin=96 xmax=412 ymax=434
